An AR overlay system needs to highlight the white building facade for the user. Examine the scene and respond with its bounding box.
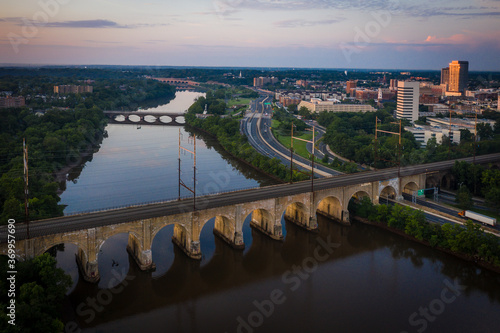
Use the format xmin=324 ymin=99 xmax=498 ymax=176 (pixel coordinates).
xmin=396 ymin=81 xmax=420 ymax=122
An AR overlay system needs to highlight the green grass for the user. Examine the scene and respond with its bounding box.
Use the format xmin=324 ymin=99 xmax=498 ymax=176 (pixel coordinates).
xmin=227 ymin=98 xmax=251 ymax=108
xmin=272 ymin=126 xmax=313 ymax=159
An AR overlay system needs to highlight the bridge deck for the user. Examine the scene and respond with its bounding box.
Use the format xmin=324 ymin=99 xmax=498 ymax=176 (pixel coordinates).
xmin=104 ymin=111 xmax=186 ymax=117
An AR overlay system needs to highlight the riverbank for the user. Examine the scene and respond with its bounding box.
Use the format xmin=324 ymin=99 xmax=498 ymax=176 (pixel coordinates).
xmin=353 ymin=215 xmax=500 ymax=274
xmin=185 ymin=125 xmax=285 ymax=184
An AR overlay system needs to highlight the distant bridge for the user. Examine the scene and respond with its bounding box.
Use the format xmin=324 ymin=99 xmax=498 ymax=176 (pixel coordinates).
xmin=1 ymin=153 xmax=499 ymax=283
xmin=103 ymin=111 xmax=186 ymax=125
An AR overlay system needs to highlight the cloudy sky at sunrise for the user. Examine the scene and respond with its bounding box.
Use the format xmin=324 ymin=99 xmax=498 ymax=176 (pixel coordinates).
xmin=1 ymin=0 xmax=499 ymax=70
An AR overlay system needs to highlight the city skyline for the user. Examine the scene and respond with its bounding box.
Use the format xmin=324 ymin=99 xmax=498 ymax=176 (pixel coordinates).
xmin=0 ymin=0 xmax=500 ymax=70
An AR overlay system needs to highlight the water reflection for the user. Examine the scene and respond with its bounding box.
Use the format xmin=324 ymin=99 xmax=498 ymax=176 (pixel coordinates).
xmin=57 ymin=215 xmax=500 ymax=332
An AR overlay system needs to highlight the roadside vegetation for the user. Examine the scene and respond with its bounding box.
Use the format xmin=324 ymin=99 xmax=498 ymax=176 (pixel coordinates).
xmin=186 ymin=95 xmax=309 ymax=182
xmin=451 ymin=161 xmax=500 ymax=213
xmin=350 ymin=197 xmax=500 ymax=269
xmin=271 ymin=106 xmax=359 ymax=173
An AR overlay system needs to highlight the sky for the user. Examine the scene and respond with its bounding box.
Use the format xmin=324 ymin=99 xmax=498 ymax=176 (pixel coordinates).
xmin=0 ymin=0 xmax=499 ymax=70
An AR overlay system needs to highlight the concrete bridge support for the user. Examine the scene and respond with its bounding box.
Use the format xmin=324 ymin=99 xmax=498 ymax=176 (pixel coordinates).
xmin=126 ymin=220 xmax=155 ymax=271
xmin=75 ymin=228 xmax=99 ymax=282
xmin=251 ymin=208 xmax=283 ymax=240
xmin=172 ymin=223 xmax=201 ymax=260
xmin=213 ymin=215 xmax=244 ymax=250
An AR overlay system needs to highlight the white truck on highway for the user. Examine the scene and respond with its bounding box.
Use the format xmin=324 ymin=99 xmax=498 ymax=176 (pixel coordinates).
xmin=458 ymin=210 xmax=497 ymax=226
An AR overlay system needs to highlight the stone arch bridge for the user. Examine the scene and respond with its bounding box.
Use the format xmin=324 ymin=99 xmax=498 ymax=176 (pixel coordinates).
xmin=103 ymin=111 xmax=185 ymax=126
xmin=1 ymin=174 xmax=425 ymax=283
xmin=1 ymin=154 xmax=499 ymax=283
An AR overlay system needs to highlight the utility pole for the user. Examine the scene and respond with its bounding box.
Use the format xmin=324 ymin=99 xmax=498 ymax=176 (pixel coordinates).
xmin=178 ymin=129 xmax=197 ymax=210
xmin=23 ymin=138 xmax=30 ymax=239
xmin=473 ymin=110 xmax=477 ymax=195
xmin=291 ymin=125 xmax=316 ymax=192
xmin=448 ymin=108 xmax=452 ymax=159
xmin=290 ymin=123 xmax=294 ymax=184
xmin=374 ymin=116 xmax=378 ymax=170
xmin=376 ymin=118 xmax=402 ymax=177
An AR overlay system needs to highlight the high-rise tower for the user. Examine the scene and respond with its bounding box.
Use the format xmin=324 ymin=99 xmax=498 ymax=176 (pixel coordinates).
xmin=396 ymin=81 xmax=420 ymax=122
xmin=448 ymin=60 xmax=469 ymax=93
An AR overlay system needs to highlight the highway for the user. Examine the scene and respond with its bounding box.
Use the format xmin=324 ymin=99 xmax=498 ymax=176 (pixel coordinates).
xmin=241 ymin=95 xmax=339 ymax=177
xmin=401 ymin=193 xmax=500 ymax=232
xmin=2 ymin=152 xmax=499 ymax=242
xmin=380 ymin=197 xmax=462 ymax=226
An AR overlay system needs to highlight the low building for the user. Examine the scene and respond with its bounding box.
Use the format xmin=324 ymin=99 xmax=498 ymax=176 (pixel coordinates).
xmin=355 ymin=89 xmax=378 ymax=102
xmin=405 ymin=125 xmax=460 ymax=147
xmin=298 ymin=100 xmax=375 ymax=113
xmin=54 ymin=85 xmax=93 ymax=94
xmin=427 ymin=117 xmax=496 ymax=134
xmin=253 ymin=77 xmax=278 ymax=87
xmin=0 ymin=96 xmax=25 ymax=108
xmin=280 ymin=96 xmax=302 ymax=107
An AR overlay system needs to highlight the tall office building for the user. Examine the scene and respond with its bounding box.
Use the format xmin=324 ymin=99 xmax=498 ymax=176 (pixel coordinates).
xmin=441 ymin=67 xmax=449 ymax=85
xmin=448 ymin=60 xmax=469 ymax=93
xmin=396 ymin=81 xmax=420 ymax=122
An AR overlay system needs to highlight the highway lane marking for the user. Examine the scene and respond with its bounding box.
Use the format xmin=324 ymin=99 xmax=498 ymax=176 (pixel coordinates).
xmin=255 ymin=116 xmax=334 ymax=177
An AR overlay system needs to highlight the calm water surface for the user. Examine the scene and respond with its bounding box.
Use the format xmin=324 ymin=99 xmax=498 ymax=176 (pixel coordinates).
xmin=52 ymin=91 xmax=500 ymax=333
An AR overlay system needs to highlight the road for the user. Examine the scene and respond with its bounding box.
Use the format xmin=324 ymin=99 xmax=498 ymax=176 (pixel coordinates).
xmin=401 ymin=193 xmax=500 ymax=232
xmin=2 ymin=153 xmax=499 ymax=242
xmin=241 ymin=95 xmax=339 ymax=177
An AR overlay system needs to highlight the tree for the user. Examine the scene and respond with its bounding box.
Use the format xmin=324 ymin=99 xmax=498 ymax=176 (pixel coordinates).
xmin=287 ymin=103 xmax=298 ymax=114
xmin=460 ymin=129 xmax=474 ymax=142
xmin=298 ymin=106 xmax=312 ymax=120
xmin=456 ymin=185 xmax=473 ymax=210
xmin=0 ymin=253 xmax=72 ymax=332
xmin=477 ymin=123 xmax=494 ymax=141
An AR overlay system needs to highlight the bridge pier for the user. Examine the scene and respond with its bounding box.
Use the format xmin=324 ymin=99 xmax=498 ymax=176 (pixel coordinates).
xmin=172 ymin=224 xmax=202 ymax=260
xmin=213 ymin=215 xmax=245 ymax=250
xmin=213 ymin=229 xmax=245 ymax=250
xmin=126 ymin=237 xmax=155 ymax=271
xmin=341 ymin=210 xmax=351 ymax=226
xmin=76 ymin=248 xmax=99 ymax=283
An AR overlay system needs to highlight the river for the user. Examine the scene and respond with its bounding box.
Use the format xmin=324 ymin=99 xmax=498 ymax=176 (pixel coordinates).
xmin=52 ymin=91 xmax=500 ymax=333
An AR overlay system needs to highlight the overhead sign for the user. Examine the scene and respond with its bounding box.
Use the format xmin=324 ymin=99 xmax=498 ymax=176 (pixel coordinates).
xmin=417 ymin=189 xmax=425 ymax=196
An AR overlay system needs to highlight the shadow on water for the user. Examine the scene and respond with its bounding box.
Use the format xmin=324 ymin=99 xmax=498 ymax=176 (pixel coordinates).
xmin=60 ymin=214 xmax=500 ymax=332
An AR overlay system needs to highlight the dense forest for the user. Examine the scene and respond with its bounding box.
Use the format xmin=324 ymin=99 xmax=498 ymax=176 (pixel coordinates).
xmin=0 ymin=74 xmax=176 ymax=224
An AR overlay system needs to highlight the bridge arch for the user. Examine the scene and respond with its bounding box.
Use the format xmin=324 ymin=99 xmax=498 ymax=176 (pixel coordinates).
xmin=403 ymin=181 xmax=419 ymax=195
xmin=251 ymin=208 xmax=275 ymax=236
xmin=349 ymin=190 xmax=371 ymax=202
xmin=379 ymin=185 xmax=397 ymax=203
xmin=441 ymin=173 xmax=455 ymax=190
xmin=213 ymin=215 xmax=237 ymax=247
xmin=35 ymin=240 xmax=84 ymax=258
xmin=283 ymin=202 xmax=310 ymax=230
xmin=316 ymin=196 xmax=342 ymax=222
xmin=426 ymin=175 xmax=440 ymax=189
